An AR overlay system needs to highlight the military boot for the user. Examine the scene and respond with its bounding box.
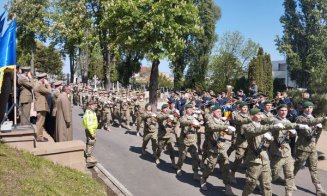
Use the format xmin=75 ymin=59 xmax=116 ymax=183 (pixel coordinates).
xmin=229 ymin=172 xmax=237 ymax=184
xmin=200 ymin=178 xmax=207 ymax=191
xmin=142 ymin=148 xmax=146 ymax=155
xmin=155 ymin=158 xmax=160 ymax=165
xmin=225 ymin=185 xmax=236 ymax=196
xmin=171 ymin=157 xmax=176 ymax=168
xmin=292 ymin=182 xmax=297 ymax=191
xmin=176 ymin=169 xmax=182 ymax=176
xmin=316 ymin=183 xmax=327 ymax=196
xmin=285 ymin=190 xmax=293 ymax=196
xmin=86 ymin=156 xmax=97 ymax=164
xmin=193 ymin=172 xmax=201 ymax=181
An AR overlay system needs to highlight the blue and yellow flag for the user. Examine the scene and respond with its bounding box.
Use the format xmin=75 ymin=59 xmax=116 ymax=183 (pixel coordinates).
xmin=0 ymin=12 xmax=5 ymax=34
xmin=0 ymin=19 xmax=16 ymax=94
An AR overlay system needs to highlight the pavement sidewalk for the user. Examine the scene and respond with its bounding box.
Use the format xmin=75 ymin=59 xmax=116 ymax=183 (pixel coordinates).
xmin=317 ymin=131 xmax=327 ymax=171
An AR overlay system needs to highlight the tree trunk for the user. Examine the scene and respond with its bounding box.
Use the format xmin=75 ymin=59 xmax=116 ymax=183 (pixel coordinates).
xmin=30 ymin=45 xmax=35 ymax=75
xmin=69 ymin=53 xmax=75 ymax=84
xmin=149 ymin=59 xmax=160 ymax=111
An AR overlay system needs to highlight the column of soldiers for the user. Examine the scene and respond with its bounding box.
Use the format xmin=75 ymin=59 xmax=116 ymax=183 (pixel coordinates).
xmin=75 ymin=87 xmax=327 ymax=196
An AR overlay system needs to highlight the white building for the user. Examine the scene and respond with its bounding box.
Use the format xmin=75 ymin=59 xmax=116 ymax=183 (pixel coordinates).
xmin=272 ymin=60 xmax=298 ymax=88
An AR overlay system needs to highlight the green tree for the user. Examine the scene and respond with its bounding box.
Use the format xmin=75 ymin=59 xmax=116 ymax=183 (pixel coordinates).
xmin=158 ymin=74 xmax=173 ymax=89
xmin=206 ymin=31 xmax=259 ymax=92
xmin=276 ymin=0 xmax=327 ymax=92
xmin=207 ymin=52 xmax=243 ymax=92
xmin=51 ymin=0 xmax=93 ymax=83
xmin=184 ymin=0 xmax=221 ymax=89
xmin=6 ymin=0 xmax=50 ymax=75
xmin=248 ymin=47 xmax=273 ymax=98
xmin=34 ymin=42 xmax=64 ymax=78
xmin=105 ymin=0 xmax=201 ymax=110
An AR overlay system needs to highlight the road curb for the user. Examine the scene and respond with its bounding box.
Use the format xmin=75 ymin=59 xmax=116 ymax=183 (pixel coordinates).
xmin=94 ymin=163 xmax=133 ymax=196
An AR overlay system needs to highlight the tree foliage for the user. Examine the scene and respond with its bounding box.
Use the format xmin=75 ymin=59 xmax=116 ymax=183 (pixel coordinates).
xmin=6 ymin=0 xmax=50 ymax=74
xmin=206 ymin=31 xmax=259 ymax=92
xmin=104 ymin=0 xmax=201 ymax=109
xmin=184 ymin=0 xmax=221 ymax=89
xmin=248 ymin=47 xmax=273 ymax=98
xmin=276 ymin=0 xmax=327 ymax=93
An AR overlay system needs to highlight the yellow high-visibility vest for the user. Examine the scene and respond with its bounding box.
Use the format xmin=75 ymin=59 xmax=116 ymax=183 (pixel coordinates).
xmin=83 ymin=109 xmax=98 ymax=135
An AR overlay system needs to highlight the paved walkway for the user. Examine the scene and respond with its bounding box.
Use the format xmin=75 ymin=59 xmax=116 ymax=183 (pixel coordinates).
xmin=72 ymin=106 xmax=327 ymax=196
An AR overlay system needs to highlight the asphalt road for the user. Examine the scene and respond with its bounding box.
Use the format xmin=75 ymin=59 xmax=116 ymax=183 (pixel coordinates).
xmin=72 ymin=106 xmax=327 ymax=196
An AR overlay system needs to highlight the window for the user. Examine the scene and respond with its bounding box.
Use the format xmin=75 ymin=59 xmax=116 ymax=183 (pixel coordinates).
xmin=278 ymin=63 xmax=287 ymax=71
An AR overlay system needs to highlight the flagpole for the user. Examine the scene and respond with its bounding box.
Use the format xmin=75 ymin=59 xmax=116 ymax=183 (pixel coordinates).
xmin=13 ymin=66 xmax=17 ymax=126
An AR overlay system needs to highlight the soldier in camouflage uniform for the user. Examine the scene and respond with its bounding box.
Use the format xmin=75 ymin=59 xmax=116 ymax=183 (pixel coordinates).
xmin=142 ymin=112 xmax=158 ymax=157
xmin=270 ymin=104 xmax=311 ymax=196
xmin=176 ymin=104 xmax=201 ymax=181
xmin=120 ymin=91 xmax=131 ymax=129
xmin=129 ymin=90 xmax=137 ymax=126
xmin=242 ymin=108 xmax=285 ymax=196
xmin=155 ymin=114 xmax=177 ymax=166
xmin=294 ymin=101 xmax=327 ymax=196
xmin=102 ymin=92 xmax=113 ymax=131
xmin=229 ymin=102 xmax=252 ymax=183
xmin=134 ymin=92 xmax=147 ymax=136
xmin=112 ymin=92 xmax=121 ymax=127
xmin=226 ymin=101 xmax=241 ymax=157
xmin=261 ymin=101 xmax=275 ymax=124
xmin=200 ymin=105 xmax=236 ymax=196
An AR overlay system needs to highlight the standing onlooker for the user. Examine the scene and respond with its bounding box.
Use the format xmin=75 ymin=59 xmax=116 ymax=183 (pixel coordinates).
xmin=33 ymin=73 xmax=51 ymax=142
xmin=55 ymin=85 xmax=72 ymax=142
xmin=18 ymin=67 xmax=33 ymax=125
xmin=249 ymin=80 xmax=258 ymax=97
xmin=83 ymin=100 xmax=99 ymax=164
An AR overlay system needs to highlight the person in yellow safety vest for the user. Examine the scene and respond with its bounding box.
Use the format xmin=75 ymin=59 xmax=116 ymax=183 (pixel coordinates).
xmin=83 ymin=100 xmax=99 ymax=164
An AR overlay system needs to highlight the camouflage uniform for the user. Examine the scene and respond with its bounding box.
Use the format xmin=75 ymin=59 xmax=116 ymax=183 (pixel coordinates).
xmin=242 ymin=122 xmax=280 ymax=196
xmin=269 ymin=116 xmax=297 ymax=194
xmin=294 ymin=114 xmax=327 ymax=195
xmin=227 ymin=110 xmax=239 ymax=156
xmin=120 ymin=95 xmax=131 ymax=129
xmin=201 ymin=115 xmax=232 ymax=186
xmin=134 ymin=98 xmax=147 ymax=135
xmin=156 ymin=117 xmax=176 ymax=165
xmin=176 ymin=114 xmax=200 ymax=176
xmin=230 ymin=112 xmax=252 ymax=174
xmin=142 ymin=113 xmax=158 ymax=155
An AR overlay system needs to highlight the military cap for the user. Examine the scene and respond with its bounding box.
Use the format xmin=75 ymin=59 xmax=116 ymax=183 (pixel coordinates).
xmin=262 ymin=101 xmax=272 ymax=105
xmin=276 ymin=104 xmax=288 ymax=110
xmin=302 ymin=101 xmax=314 ymax=109
xmin=54 ymin=81 xmax=63 ymax=86
xmin=161 ymin=104 xmax=168 ymax=110
xmin=88 ymin=100 xmax=97 ymax=106
xmin=235 ymin=101 xmax=242 ymax=106
xmin=185 ymin=104 xmax=193 ymax=109
xmin=37 ymin=73 xmax=47 ymax=79
xmin=239 ymin=101 xmax=248 ymax=108
xmin=250 ymin=108 xmax=261 ymax=115
xmin=211 ymin=105 xmax=222 ymax=111
xmin=21 ymin=66 xmax=31 ymax=72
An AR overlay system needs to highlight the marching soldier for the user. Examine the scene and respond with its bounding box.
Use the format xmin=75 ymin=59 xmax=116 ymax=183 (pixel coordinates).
xmin=176 ymin=104 xmax=201 ymax=181
xmin=120 ymin=91 xmax=131 ymax=129
xmin=261 ymin=101 xmax=275 ymax=125
xmin=294 ymin=101 xmax=327 ymax=195
xmin=18 ymin=67 xmax=33 ymax=125
xmin=155 ymin=114 xmax=176 ymax=166
xmin=270 ymin=104 xmax=311 ymax=196
xmin=142 ymin=111 xmax=158 ymax=157
xmin=229 ymin=101 xmax=252 ymax=183
xmin=242 ymin=108 xmax=285 ymax=196
xmin=200 ymin=105 xmax=236 ymax=195
xmin=134 ymin=92 xmax=147 ymax=136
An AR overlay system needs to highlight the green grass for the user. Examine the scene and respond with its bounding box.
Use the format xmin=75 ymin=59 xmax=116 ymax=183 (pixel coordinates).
xmin=0 ymin=143 xmax=107 ymax=196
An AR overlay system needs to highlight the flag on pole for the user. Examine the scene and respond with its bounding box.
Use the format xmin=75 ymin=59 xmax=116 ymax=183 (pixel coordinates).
xmin=0 ymin=11 xmax=5 ymax=35
xmin=0 ymin=19 xmax=16 ymax=94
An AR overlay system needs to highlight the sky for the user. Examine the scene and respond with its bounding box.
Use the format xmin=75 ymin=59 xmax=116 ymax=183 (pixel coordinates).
xmin=0 ymin=0 xmax=286 ymax=74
